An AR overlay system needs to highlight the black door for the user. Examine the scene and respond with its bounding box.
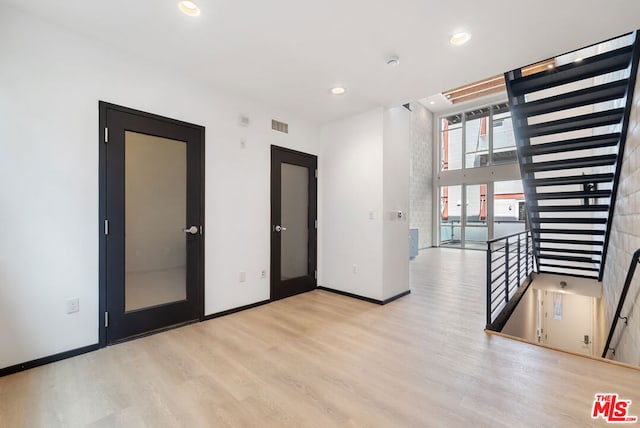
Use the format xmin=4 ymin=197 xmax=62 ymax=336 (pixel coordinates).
xmin=99 ymin=102 xmax=204 ymax=344
xmin=270 ymin=146 xmax=317 ymax=300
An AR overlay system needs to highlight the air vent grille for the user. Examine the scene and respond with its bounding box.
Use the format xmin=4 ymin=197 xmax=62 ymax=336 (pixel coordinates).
xmin=272 ymin=119 xmax=289 ymax=134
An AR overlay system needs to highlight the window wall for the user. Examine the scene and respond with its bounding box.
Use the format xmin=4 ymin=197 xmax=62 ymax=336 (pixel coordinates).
xmin=440 ymin=103 xmax=515 ymax=172
xmin=437 ymin=102 xmax=524 ymax=249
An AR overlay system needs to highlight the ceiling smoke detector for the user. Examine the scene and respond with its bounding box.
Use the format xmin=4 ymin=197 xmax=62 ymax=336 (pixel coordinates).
xmin=386 ymin=56 xmax=400 ymax=67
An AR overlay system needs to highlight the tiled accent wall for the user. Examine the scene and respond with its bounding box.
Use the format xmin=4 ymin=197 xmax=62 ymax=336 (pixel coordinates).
xmin=602 ymin=68 xmax=640 ymax=366
xmin=410 ymin=102 xmax=434 ymax=249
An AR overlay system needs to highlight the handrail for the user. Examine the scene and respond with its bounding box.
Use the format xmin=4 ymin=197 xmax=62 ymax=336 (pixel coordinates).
xmin=486 ymin=231 xmax=535 ymax=331
xmin=601 ymin=248 xmax=640 ymax=358
xmin=487 ymin=230 xmax=529 ymax=244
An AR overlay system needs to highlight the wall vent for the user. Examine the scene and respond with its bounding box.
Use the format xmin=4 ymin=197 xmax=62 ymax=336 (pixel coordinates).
xmin=272 ymin=119 xmax=289 ymax=134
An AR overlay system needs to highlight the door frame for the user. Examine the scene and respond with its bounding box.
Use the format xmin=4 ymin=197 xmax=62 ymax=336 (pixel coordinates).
xmin=270 ymin=145 xmax=318 ymax=300
xmin=98 ymin=101 xmax=205 ymax=346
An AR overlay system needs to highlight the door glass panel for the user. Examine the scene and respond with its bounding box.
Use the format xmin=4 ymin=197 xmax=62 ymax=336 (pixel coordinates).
xmin=125 ymin=131 xmax=187 ymax=311
xmin=281 ymin=163 xmax=308 ymax=280
xmin=440 ymin=185 xmax=461 ymax=248
xmin=464 ymin=184 xmax=488 ymax=249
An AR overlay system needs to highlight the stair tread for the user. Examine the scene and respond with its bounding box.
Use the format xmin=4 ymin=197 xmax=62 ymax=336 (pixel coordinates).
xmin=509 ymin=45 xmax=634 ymax=96
xmin=531 ymin=217 xmax=608 ymax=224
xmin=538 ymin=270 xmax=599 ymax=279
xmin=538 ymin=262 xmax=599 ymax=272
xmin=520 ymin=133 xmax=620 ymax=157
xmin=532 ymin=228 xmax=606 ymax=235
xmin=530 ymin=173 xmax=614 ymax=187
xmin=537 ymin=248 xmax=602 ymax=255
xmin=538 ymin=238 xmax=604 ymax=245
xmin=522 ymin=154 xmax=617 ymax=172
xmin=519 ymin=108 xmax=624 ymax=139
xmin=528 ymin=190 xmax=611 ymax=199
xmin=530 ymin=205 xmax=610 ymax=212
xmin=518 ymin=79 xmax=628 ymax=117
xmin=537 ymin=254 xmax=599 ymax=263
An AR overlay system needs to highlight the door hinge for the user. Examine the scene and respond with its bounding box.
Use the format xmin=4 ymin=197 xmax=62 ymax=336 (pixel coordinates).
xmin=104 ymin=127 xmax=108 ymax=143
xmin=104 ymin=219 xmax=110 ymax=235
xmin=315 ymin=169 xmax=318 ymax=179
xmin=314 ymin=219 xmax=318 ymax=229
xmin=105 ymin=312 xmax=109 ymax=327
xmin=314 ymin=270 xmax=317 ymax=279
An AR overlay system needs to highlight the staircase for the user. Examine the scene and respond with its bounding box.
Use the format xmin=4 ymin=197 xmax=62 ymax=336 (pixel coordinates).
xmin=505 ymin=31 xmax=640 ymax=280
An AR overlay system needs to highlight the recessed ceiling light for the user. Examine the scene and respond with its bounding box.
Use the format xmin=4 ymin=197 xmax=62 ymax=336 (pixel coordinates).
xmin=178 ymin=0 xmax=201 ymax=16
xmin=429 ymin=101 xmax=436 ymax=105
xmin=450 ymin=32 xmax=471 ymax=46
xmin=547 ymin=63 xmax=554 ymax=69
xmin=331 ymin=87 xmax=346 ymax=95
xmin=575 ymin=57 xmax=583 ymax=63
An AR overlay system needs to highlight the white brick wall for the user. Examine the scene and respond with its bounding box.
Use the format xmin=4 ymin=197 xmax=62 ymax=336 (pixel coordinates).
xmin=410 ymin=102 xmax=434 ymax=249
xmin=601 ymin=67 xmax=640 ymax=366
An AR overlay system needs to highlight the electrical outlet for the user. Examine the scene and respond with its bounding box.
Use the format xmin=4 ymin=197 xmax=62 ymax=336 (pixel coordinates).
xmin=66 ymin=298 xmax=79 ymax=314
xmin=261 ymin=270 xmax=266 ymax=279
xmin=240 ymin=271 xmax=246 ymax=282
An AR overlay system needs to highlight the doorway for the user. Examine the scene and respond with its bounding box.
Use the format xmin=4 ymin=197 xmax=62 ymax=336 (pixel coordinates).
xmin=270 ymin=146 xmax=317 ymax=300
xmin=439 ymin=183 xmax=488 ymax=249
xmin=99 ymin=102 xmax=205 ymax=344
xmin=538 ymin=289 xmax=595 ymax=356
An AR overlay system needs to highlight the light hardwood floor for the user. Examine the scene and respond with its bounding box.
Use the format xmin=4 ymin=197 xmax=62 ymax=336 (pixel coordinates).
xmin=1 ymin=248 xmax=639 ymax=427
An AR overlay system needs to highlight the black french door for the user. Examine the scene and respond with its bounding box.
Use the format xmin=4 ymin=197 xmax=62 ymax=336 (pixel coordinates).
xmin=99 ymin=102 xmax=204 ymax=344
xmin=270 ymin=146 xmax=317 ymax=300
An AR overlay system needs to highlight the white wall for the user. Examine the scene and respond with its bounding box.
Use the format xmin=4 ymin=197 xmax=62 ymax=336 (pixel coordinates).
xmin=0 ymin=7 xmax=320 ymax=369
xmin=601 ymin=65 xmax=640 ymax=366
xmin=502 ymin=287 xmax=538 ymax=342
xmin=383 ymin=107 xmax=411 ymax=300
xmin=319 ymin=109 xmax=385 ymax=299
xmin=319 ymin=107 xmax=410 ymax=301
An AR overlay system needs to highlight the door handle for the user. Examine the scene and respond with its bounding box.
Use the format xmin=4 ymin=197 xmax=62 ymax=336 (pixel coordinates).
xmin=184 ymin=225 xmax=199 ymax=235
xmin=274 ymin=225 xmax=287 ymax=232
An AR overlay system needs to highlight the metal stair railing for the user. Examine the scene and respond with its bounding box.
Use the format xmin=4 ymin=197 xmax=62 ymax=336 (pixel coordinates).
xmin=601 ymin=248 xmax=640 ymax=358
xmin=486 ymin=231 xmax=535 ymax=331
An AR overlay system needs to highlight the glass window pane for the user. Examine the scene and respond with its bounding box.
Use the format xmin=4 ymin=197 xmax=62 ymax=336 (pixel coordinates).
xmin=125 ymin=131 xmax=187 ymax=312
xmin=440 ymin=185 xmax=461 ymax=247
xmin=441 ymin=116 xmax=462 ymax=171
xmin=465 ymin=110 xmax=490 ymax=168
xmin=492 ymin=106 xmax=517 ymax=165
xmin=494 ymin=180 xmax=526 ymax=239
xmin=281 ymin=163 xmax=309 ymax=280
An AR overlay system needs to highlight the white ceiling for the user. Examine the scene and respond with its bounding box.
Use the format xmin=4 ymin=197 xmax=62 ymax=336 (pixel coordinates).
xmin=4 ymin=0 xmax=640 ymax=124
